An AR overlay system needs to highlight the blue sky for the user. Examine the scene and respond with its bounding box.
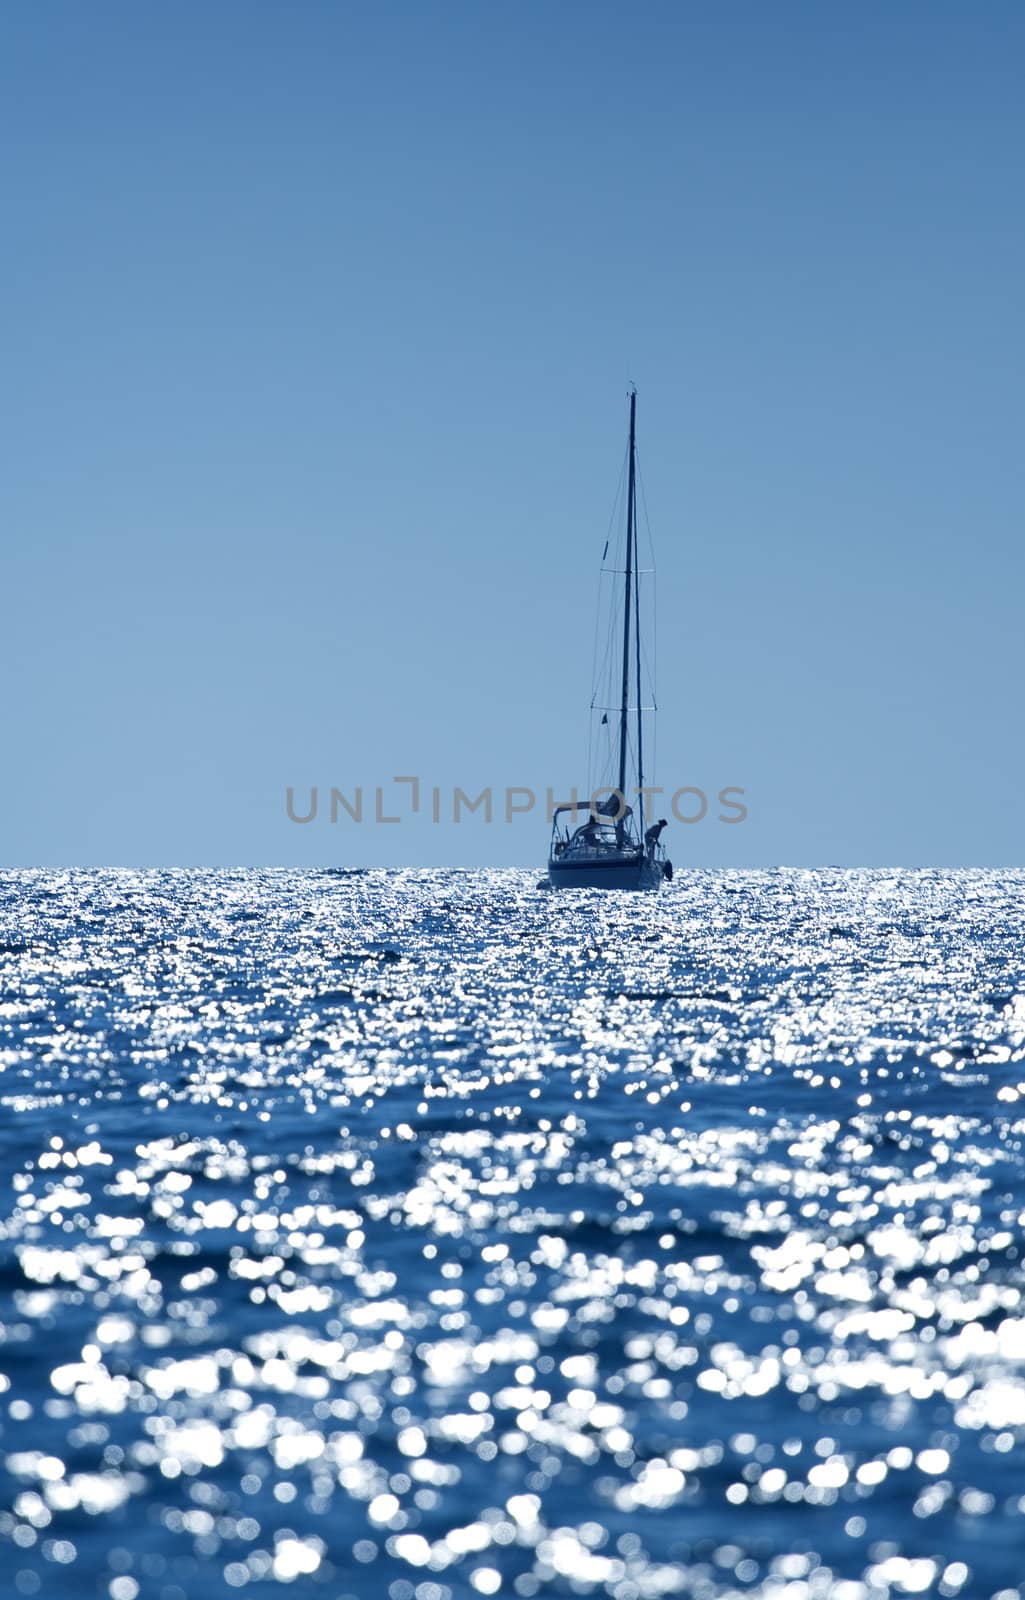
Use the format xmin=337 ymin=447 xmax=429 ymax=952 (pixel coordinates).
xmin=3 ymin=3 xmax=1023 ymax=866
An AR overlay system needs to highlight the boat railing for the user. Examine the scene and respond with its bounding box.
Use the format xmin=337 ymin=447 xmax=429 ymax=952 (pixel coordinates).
xmin=549 ymin=834 xmax=644 ymax=864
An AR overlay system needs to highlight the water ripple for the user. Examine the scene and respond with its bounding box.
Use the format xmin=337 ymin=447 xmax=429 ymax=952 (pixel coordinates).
xmin=1 ymin=868 xmax=1024 ymax=1599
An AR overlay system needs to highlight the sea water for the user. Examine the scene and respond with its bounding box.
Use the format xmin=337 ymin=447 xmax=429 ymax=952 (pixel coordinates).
xmin=1 ymin=868 xmax=1024 ymax=1600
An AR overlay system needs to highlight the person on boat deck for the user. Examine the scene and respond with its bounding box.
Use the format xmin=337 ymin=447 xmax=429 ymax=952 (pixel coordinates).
xmin=645 ymin=818 xmax=668 ymax=852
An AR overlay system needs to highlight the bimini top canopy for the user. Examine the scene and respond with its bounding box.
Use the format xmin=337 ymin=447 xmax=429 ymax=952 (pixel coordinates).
xmin=552 ymin=796 xmax=632 ymax=820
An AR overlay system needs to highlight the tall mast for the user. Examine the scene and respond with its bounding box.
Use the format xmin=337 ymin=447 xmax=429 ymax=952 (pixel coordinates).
xmin=634 ymin=401 xmax=644 ymax=837
xmin=617 ymin=388 xmax=637 ymax=817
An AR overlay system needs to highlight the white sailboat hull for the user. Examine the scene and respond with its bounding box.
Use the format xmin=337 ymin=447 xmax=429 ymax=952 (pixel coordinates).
xmin=547 ymin=854 xmax=665 ymax=892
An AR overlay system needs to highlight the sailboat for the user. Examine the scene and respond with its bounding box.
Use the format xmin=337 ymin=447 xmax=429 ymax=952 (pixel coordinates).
xmin=547 ymin=388 xmax=673 ymax=891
